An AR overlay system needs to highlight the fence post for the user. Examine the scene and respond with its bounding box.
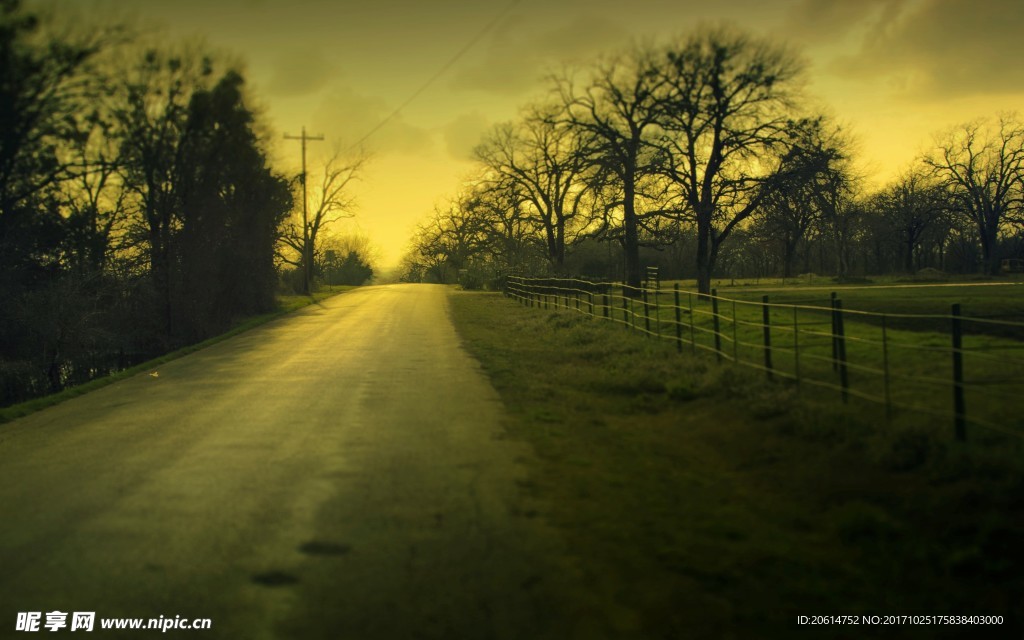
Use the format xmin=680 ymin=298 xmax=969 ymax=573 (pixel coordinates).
xmin=835 ymin=299 xmax=849 ymax=403
xmin=951 ymin=303 xmax=967 ymax=441
xmin=643 ymin=286 xmax=651 ymax=335
xmin=603 ymin=293 xmax=610 ymax=319
xmin=674 ymin=284 xmax=682 ymax=353
xmin=793 ymin=306 xmax=800 ymax=386
xmin=831 ymin=292 xmax=839 ymax=372
xmin=762 ymin=295 xmax=773 ymax=379
xmin=622 ymin=290 xmax=629 ymax=328
xmin=688 ymin=292 xmax=696 ymax=355
xmin=882 ymin=314 xmax=891 ymax=422
xmin=712 ymin=288 xmax=722 ymax=363
xmin=732 ymin=300 xmax=739 ymax=362
xmin=654 ymin=286 xmax=661 ymax=339
xmin=588 ymin=291 xmax=594 ymax=316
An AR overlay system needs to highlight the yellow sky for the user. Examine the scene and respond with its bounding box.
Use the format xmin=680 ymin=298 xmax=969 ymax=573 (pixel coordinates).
xmin=64 ymin=0 xmax=1024 ymax=267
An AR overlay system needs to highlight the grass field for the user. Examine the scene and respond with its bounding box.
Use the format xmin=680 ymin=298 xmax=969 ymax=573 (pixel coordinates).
xmin=715 ymin=279 xmax=1024 ymax=329
xmin=515 ymin=279 xmax=1024 ymax=442
xmin=449 ymin=289 xmax=1024 ymax=639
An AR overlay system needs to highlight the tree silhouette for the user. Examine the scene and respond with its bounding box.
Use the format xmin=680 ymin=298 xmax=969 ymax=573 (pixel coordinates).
xmin=552 ymin=45 xmax=667 ymax=293
xmin=653 ymin=27 xmax=806 ymax=293
xmin=176 ymin=69 xmax=292 ymax=338
xmin=278 ymin=150 xmax=365 ymax=293
xmin=475 ymin=105 xmax=598 ymax=271
xmin=875 ymin=169 xmax=947 ymax=274
xmin=926 ymin=115 xmax=1024 ymax=275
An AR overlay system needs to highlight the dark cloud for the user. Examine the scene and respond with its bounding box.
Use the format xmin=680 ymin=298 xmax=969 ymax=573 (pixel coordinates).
xmin=267 ymin=47 xmax=340 ymax=96
xmin=782 ymin=0 xmax=896 ymax=44
xmin=449 ymin=13 xmax=631 ymax=96
xmin=822 ymin=0 xmax=1024 ymax=98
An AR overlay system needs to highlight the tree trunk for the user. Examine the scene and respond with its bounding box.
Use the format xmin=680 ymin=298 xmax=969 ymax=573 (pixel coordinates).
xmin=695 ymin=209 xmax=712 ymax=295
xmin=622 ymin=181 xmax=642 ymax=296
xmin=148 ymin=213 xmax=173 ymax=340
xmin=782 ymin=235 xmax=797 ymax=279
xmin=302 ymin=236 xmax=314 ymax=294
xmin=979 ymin=220 xmax=1000 ymax=275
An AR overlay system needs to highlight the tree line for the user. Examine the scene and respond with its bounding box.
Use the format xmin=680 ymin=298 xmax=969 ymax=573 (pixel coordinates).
xmin=0 ymin=1 xmax=370 ymax=408
xmin=400 ymin=26 xmax=1024 ymax=292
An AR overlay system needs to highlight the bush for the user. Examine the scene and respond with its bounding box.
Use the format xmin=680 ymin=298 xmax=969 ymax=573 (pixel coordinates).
xmin=912 ymin=267 xmax=948 ymax=282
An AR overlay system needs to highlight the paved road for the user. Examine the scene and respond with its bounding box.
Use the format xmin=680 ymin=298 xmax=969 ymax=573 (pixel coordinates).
xmin=0 ymin=285 xmax=592 ymax=639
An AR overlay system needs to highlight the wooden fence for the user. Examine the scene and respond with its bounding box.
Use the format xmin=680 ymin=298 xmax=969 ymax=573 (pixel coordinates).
xmin=506 ymin=275 xmax=1024 ymax=442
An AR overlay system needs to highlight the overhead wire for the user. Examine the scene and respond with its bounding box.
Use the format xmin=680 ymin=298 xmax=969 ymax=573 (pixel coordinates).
xmin=346 ymin=0 xmax=523 ymax=152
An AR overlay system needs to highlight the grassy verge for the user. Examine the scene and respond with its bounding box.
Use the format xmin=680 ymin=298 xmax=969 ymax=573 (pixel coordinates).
xmin=0 ymin=285 xmax=356 ymax=425
xmin=449 ymin=291 xmax=1024 ymax=639
xmin=531 ymin=283 xmax=1024 ymax=434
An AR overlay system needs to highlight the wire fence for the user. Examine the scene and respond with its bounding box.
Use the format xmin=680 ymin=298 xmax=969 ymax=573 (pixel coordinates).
xmin=505 ymin=275 xmax=1024 ymax=442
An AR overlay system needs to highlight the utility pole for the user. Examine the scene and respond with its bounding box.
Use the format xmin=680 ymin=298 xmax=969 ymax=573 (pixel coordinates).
xmin=284 ymin=126 xmax=324 ymax=294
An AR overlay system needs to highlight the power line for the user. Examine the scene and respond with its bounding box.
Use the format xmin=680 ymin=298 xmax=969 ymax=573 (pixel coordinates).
xmin=347 ymin=0 xmax=523 ymax=151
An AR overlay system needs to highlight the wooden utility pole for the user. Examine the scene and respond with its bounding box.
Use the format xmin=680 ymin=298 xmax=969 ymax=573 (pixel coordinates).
xmin=284 ymin=126 xmax=324 ymax=294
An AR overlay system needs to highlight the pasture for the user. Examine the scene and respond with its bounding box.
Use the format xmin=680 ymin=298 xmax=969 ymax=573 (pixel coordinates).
xmin=450 ymin=284 xmax=1024 ymax=637
xmin=509 ymin=278 xmax=1024 ymax=443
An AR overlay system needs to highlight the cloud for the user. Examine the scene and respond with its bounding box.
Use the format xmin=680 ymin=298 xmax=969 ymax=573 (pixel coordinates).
xmin=267 ymin=46 xmax=340 ymax=96
xmin=781 ymin=0 xmax=897 ymax=45
xmin=819 ymin=0 xmax=1024 ymax=98
xmin=441 ymin=112 xmax=491 ymax=161
xmin=308 ymin=85 xmax=434 ymax=157
xmin=450 ymin=13 xmax=630 ymax=96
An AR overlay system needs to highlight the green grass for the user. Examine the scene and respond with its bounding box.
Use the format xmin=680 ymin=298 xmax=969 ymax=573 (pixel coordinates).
xmin=715 ymin=279 xmax=1024 ymax=326
xmin=527 ymin=281 xmax=1024 ymax=439
xmin=0 ymin=285 xmax=357 ymax=425
xmin=449 ymin=291 xmax=1024 ymax=639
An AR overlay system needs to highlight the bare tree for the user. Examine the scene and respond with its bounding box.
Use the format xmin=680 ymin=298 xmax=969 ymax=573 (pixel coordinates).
xmin=813 ymin=166 xmax=862 ymax=279
xmin=925 ymin=115 xmax=1024 ymax=275
xmin=474 ymin=105 xmax=598 ymax=271
xmin=0 ymin=2 xmax=107 ymax=217
xmin=552 ymin=46 xmax=668 ymax=292
xmin=406 ymin=200 xmax=489 ymax=284
xmin=60 ymin=107 xmax=131 ymax=273
xmin=755 ymin=119 xmax=848 ymax=278
xmin=653 ymin=26 xmax=807 ymax=294
xmin=113 ymin=45 xmax=216 ymax=337
xmin=876 ymin=169 xmax=948 ymax=274
xmin=278 ymin=149 xmax=365 ymax=293
xmin=460 ymin=176 xmax=535 ymax=274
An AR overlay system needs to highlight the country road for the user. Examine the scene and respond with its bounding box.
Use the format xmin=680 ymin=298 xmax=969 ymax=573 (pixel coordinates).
xmin=0 ymin=285 xmax=593 ymax=639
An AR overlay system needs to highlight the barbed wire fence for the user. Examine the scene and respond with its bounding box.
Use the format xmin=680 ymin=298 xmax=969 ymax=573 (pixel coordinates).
xmin=505 ymin=275 xmax=1024 ymax=442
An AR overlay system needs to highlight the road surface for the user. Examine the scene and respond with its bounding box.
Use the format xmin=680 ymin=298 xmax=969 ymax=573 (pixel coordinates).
xmin=0 ymin=285 xmax=596 ymax=639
